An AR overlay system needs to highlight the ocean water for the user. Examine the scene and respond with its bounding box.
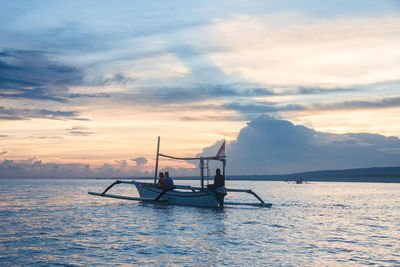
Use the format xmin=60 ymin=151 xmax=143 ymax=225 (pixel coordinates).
xmin=0 ymin=179 xmax=399 ymax=266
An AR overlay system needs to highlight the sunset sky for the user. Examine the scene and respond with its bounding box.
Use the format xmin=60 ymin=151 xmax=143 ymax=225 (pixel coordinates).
xmin=1 ymin=1 xmax=400 ymax=178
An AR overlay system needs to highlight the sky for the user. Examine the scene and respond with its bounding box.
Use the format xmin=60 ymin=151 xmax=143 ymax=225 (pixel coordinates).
xmin=1 ymin=0 xmax=400 ymax=178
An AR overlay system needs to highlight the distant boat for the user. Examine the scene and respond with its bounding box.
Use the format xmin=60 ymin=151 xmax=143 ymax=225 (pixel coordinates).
xmin=89 ymin=137 xmax=271 ymax=209
xmin=286 ymin=178 xmax=308 ymax=184
xmin=296 ymin=178 xmax=303 ymax=184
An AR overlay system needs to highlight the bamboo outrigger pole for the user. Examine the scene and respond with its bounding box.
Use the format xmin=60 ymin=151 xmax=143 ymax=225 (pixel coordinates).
xmin=154 ymin=136 xmax=160 ymax=184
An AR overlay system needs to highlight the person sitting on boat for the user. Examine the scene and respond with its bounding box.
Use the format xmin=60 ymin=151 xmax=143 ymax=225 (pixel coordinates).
xmin=207 ymin=168 xmax=226 ymax=208
xmin=210 ymin=168 xmax=225 ymax=189
xmin=157 ymin=172 xmax=168 ymax=188
xmin=165 ymin=171 xmax=174 ymax=189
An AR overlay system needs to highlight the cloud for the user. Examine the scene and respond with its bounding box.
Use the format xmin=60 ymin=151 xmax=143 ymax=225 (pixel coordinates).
xmin=65 ymin=126 xmax=94 ymax=135
xmin=223 ymin=102 xmax=304 ymax=114
xmin=0 ymin=106 xmax=86 ymax=121
xmin=68 ymin=131 xmax=95 ymax=135
xmin=312 ymin=96 xmax=400 ymax=110
xmin=0 ymin=158 xmax=154 ymax=178
xmin=115 ymin=160 xmax=128 ymax=167
xmin=2 ymin=115 xmax=399 ymax=178
xmin=0 ymin=2 xmax=399 ymax=174
xmin=131 ymin=157 xmax=148 ymax=166
xmin=124 ymin=83 xmax=277 ymax=105
xmin=295 ymin=87 xmax=356 ymax=95
xmin=28 ymin=136 xmax=62 ymax=140
xmin=93 ymin=73 xmax=138 ymax=86
xmin=209 ymin=15 xmax=400 ymax=86
xmin=132 ymin=83 xmax=361 ymax=106
xmin=179 ymin=115 xmax=241 ymax=121
xmin=199 ymin=115 xmax=400 ymax=174
xmin=0 ymin=151 xmax=8 ymax=156
xmin=68 ymin=93 xmax=111 ymax=98
xmin=0 ymin=159 xmax=92 ymax=178
xmin=222 ymin=95 xmax=400 ymax=119
xmin=159 ymin=166 xmax=198 ymax=177
xmin=0 ymin=86 xmax=66 ymax=102
xmin=0 ymin=48 xmax=83 ymax=102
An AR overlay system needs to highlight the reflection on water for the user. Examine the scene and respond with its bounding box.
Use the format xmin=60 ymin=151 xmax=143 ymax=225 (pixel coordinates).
xmin=0 ymin=179 xmax=399 ymax=265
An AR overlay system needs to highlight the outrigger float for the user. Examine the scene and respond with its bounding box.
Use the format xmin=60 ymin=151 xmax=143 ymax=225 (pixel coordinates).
xmin=89 ymin=137 xmax=272 ymax=209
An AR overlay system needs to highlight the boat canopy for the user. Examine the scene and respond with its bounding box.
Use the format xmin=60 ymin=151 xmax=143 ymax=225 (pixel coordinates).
xmin=154 ymin=137 xmax=226 ymax=188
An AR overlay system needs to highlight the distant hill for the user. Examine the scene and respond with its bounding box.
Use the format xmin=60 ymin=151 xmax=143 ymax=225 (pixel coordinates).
xmin=104 ymin=166 xmax=400 ymax=183
xmin=228 ymin=166 xmax=400 ymax=183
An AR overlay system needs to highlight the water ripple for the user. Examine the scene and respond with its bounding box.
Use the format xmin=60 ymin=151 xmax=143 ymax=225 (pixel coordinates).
xmin=1 ymin=179 xmax=399 ymax=266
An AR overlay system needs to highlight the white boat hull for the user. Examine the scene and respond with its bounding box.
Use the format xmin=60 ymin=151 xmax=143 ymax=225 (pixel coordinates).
xmin=89 ymin=180 xmax=270 ymax=208
xmin=135 ymin=182 xmax=221 ymax=208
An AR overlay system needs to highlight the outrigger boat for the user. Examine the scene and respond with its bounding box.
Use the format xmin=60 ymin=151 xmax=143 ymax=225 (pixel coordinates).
xmin=88 ymin=137 xmax=271 ymax=208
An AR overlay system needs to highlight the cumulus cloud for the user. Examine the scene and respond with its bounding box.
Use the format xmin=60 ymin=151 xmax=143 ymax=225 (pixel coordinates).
xmin=199 ymin=115 xmax=400 ymax=175
xmin=0 ymin=159 xmax=152 ymax=179
xmin=2 ymin=115 xmax=400 ymax=178
xmin=1 ymin=2 xmax=399 ymax=177
xmin=131 ymin=157 xmax=148 ymax=166
xmin=0 ymin=155 xmax=199 ymax=178
xmin=115 ymin=160 xmax=128 ymax=167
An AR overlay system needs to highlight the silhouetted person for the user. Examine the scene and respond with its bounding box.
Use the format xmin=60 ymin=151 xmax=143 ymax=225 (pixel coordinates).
xmin=165 ymin=171 xmax=174 ymax=189
xmin=210 ymin=168 xmax=226 ymax=208
xmin=214 ymin=168 xmax=225 ymax=188
xmin=157 ymin=172 xmax=167 ymax=188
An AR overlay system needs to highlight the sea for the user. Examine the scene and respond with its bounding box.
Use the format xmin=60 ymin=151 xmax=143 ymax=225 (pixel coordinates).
xmin=1 ymin=178 xmax=399 ymax=266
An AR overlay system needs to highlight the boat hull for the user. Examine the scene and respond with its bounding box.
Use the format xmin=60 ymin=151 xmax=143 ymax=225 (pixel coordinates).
xmin=135 ymin=182 xmax=222 ymax=208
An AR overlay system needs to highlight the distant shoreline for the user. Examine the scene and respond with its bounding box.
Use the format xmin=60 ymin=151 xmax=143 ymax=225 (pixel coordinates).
xmin=2 ymin=166 xmax=400 ymax=183
xmin=2 ymin=177 xmax=400 ymax=183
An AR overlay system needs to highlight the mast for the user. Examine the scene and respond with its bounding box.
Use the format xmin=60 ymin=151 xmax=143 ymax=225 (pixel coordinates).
xmin=200 ymin=157 xmax=204 ymax=188
xmin=154 ymin=136 xmax=160 ymax=184
xmin=222 ymin=159 xmax=226 ymax=177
